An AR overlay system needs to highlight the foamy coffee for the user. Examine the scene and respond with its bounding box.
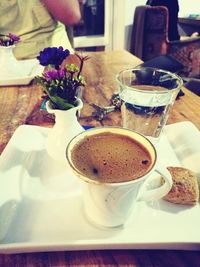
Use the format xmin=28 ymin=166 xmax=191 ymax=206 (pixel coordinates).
xmin=71 ymin=132 xmax=153 ymax=183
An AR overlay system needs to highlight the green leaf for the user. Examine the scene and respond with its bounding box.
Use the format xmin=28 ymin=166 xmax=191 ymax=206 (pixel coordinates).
xmin=49 ymin=96 xmax=75 ymax=110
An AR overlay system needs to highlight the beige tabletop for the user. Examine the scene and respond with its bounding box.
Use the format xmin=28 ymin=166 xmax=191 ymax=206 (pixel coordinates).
xmin=0 ymin=50 xmax=200 ymax=266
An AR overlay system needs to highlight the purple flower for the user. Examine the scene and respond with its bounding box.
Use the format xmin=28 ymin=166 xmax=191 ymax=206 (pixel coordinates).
xmin=44 ymin=67 xmax=66 ymax=80
xmin=58 ymin=67 xmax=66 ymax=78
xmin=37 ymin=47 xmax=70 ymax=69
xmin=0 ymin=33 xmax=20 ymax=46
xmin=44 ymin=69 xmax=59 ymax=80
xmin=8 ymin=33 xmax=20 ymax=42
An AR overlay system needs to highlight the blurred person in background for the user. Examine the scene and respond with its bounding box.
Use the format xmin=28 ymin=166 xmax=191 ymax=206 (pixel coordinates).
xmin=0 ymin=0 xmax=81 ymax=59
xmin=83 ymin=0 xmax=104 ymax=35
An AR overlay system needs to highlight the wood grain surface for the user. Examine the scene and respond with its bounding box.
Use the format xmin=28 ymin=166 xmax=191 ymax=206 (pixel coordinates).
xmin=0 ymin=50 xmax=200 ymax=266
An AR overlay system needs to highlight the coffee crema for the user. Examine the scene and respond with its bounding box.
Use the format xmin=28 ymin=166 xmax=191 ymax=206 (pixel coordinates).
xmin=71 ymin=132 xmax=153 ymax=183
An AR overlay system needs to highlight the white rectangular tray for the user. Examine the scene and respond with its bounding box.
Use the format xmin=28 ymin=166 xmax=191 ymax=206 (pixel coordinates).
xmin=0 ymin=59 xmax=43 ymax=86
xmin=0 ymin=122 xmax=200 ymax=254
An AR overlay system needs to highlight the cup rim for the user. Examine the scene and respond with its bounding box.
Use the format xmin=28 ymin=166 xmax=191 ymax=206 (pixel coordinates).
xmin=116 ymin=67 xmax=183 ymax=93
xmin=66 ymin=126 xmax=157 ymax=186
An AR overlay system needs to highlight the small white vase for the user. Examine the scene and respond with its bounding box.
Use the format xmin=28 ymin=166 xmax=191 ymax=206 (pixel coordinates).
xmin=45 ymin=98 xmax=84 ymax=165
xmin=0 ymin=45 xmax=24 ymax=78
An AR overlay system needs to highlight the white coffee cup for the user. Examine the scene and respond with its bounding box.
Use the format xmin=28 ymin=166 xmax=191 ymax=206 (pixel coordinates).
xmin=66 ymin=127 xmax=172 ymax=228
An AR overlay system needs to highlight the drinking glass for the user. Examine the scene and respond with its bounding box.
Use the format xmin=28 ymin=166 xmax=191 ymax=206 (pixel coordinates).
xmin=116 ymin=67 xmax=183 ymax=141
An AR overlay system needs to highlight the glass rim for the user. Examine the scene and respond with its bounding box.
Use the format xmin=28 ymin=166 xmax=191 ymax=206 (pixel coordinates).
xmin=116 ymin=67 xmax=183 ymax=93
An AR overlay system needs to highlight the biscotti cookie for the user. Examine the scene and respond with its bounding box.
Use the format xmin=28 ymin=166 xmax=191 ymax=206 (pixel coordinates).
xmin=162 ymin=167 xmax=199 ymax=205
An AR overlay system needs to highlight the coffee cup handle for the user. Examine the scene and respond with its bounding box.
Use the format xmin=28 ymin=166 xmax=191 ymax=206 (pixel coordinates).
xmin=136 ymin=163 xmax=173 ymax=201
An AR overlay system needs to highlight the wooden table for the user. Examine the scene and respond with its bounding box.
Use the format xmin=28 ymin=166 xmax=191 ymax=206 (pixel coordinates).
xmin=0 ymin=50 xmax=200 ymax=266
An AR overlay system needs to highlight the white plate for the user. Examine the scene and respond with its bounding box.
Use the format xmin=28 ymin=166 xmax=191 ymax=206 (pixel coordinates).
xmin=0 ymin=59 xmax=44 ymax=86
xmin=0 ymin=122 xmax=200 ymax=254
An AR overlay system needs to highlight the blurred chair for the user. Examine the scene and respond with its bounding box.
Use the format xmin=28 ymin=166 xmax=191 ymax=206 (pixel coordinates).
xmin=130 ymin=5 xmax=200 ymax=79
